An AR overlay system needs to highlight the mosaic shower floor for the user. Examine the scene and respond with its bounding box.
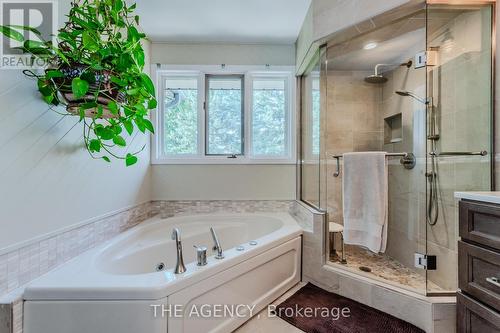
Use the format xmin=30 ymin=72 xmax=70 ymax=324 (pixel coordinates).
xmin=329 ymin=246 xmax=444 ymax=293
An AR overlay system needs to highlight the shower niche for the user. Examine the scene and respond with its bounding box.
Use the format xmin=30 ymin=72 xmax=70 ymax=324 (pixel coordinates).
xmin=299 ymin=1 xmax=494 ymax=297
xmin=384 ymin=113 xmax=403 ymax=144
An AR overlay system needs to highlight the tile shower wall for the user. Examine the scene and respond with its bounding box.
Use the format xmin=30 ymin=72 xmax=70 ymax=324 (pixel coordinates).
xmin=381 ymin=63 xmax=427 ymax=274
xmin=324 ymin=70 xmax=383 ymax=223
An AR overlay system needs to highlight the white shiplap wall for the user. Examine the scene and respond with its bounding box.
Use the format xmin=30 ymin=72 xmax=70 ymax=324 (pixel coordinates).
xmin=0 ymin=59 xmax=152 ymax=251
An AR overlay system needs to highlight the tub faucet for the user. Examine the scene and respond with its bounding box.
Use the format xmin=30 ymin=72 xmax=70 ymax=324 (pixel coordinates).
xmin=210 ymin=227 xmax=224 ymax=259
xmin=171 ymin=228 xmax=186 ymax=274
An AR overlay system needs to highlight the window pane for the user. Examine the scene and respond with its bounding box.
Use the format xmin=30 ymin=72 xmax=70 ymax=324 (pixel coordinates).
xmin=164 ymin=77 xmax=198 ymax=155
xmin=252 ymin=79 xmax=286 ymax=156
xmin=206 ymin=76 xmax=243 ymax=155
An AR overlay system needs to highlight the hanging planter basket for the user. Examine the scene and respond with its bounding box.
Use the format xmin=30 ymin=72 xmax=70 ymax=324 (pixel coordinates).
xmin=52 ymin=64 xmax=126 ymax=119
xmin=0 ymin=0 xmax=157 ymax=166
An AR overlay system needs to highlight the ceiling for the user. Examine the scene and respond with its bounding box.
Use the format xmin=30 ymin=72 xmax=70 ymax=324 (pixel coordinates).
xmin=135 ymin=0 xmax=312 ymax=44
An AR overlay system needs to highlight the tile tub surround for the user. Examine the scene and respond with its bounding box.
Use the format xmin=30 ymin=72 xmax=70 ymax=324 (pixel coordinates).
xmin=0 ymin=201 xmax=155 ymax=300
xmin=151 ymin=200 xmax=294 ymax=218
xmin=301 ymin=205 xmax=456 ymax=333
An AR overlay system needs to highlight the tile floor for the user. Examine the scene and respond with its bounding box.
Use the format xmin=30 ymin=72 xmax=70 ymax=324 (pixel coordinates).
xmin=329 ymin=245 xmax=444 ymax=293
xmin=234 ymin=283 xmax=306 ymax=333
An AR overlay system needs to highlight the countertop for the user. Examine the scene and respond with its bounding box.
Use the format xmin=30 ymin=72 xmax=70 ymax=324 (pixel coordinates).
xmin=455 ymin=191 xmax=500 ymax=205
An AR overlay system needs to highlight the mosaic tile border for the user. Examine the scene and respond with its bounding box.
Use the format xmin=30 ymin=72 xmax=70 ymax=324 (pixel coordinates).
xmin=151 ymin=200 xmax=293 ymax=218
xmin=0 ymin=202 xmax=154 ymax=300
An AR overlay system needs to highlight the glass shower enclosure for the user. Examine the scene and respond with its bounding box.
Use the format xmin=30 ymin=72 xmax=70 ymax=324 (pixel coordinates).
xmin=298 ymin=1 xmax=494 ymax=296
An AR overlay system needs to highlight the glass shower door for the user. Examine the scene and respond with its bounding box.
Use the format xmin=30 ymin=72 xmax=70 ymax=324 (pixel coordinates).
xmin=425 ymin=3 xmax=493 ymax=294
xmin=300 ymin=48 xmax=327 ymax=209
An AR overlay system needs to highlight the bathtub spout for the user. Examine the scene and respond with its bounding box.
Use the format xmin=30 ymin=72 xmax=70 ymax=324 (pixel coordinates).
xmin=171 ymin=228 xmax=187 ymax=274
xmin=210 ymin=227 xmax=224 ymax=259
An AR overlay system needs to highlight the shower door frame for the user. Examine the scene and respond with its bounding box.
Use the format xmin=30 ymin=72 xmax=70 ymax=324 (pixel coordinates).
xmin=426 ymin=0 xmax=496 ymax=190
xmin=424 ymin=0 xmax=497 ymax=296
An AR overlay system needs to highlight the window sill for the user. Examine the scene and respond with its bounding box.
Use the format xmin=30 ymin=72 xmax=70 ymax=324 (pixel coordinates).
xmin=151 ymin=157 xmax=297 ymax=165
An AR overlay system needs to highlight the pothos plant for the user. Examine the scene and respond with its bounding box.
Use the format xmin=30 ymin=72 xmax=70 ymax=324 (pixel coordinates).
xmin=0 ymin=0 xmax=157 ymax=166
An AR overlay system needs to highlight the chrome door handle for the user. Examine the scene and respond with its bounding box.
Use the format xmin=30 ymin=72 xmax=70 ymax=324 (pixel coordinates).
xmin=486 ymin=277 xmax=500 ymax=288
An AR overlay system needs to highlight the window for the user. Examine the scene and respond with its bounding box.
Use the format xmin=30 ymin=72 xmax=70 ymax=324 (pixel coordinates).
xmin=153 ymin=66 xmax=295 ymax=164
xmin=163 ymin=76 xmax=199 ymax=155
xmin=252 ymin=78 xmax=287 ymax=157
xmin=206 ymin=75 xmax=244 ymax=155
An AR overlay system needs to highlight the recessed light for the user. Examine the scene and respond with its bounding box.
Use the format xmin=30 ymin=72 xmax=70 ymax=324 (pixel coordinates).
xmin=363 ymin=42 xmax=378 ymax=50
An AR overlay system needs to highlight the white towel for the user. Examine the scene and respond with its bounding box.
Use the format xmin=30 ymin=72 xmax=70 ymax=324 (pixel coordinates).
xmin=342 ymin=152 xmax=388 ymax=253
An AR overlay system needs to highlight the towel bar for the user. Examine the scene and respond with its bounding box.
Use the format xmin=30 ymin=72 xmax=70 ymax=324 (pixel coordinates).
xmin=331 ymin=152 xmax=416 ymax=177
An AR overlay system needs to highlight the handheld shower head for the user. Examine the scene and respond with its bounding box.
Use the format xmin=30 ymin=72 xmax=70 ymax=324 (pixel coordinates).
xmin=395 ymin=90 xmax=428 ymax=104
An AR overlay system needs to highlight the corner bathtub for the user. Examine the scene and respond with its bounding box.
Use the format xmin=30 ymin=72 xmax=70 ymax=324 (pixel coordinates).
xmin=23 ymin=213 xmax=303 ymax=333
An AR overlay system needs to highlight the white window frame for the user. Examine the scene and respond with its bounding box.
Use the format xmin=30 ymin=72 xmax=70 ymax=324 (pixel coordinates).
xmin=151 ymin=65 xmax=296 ymax=165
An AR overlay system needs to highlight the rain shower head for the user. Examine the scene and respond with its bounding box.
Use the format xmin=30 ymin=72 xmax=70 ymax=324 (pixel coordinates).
xmin=395 ymin=90 xmax=428 ymax=104
xmin=364 ymin=74 xmax=388 ymax=84
xmin=364 ymin=60 xmax=413 ymax=84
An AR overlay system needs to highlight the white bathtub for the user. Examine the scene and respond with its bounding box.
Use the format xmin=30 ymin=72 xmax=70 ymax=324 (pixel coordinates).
xmin=23 ymin=213 xmax=302 ymax=333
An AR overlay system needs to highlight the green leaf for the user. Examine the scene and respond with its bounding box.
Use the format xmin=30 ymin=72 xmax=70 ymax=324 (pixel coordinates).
xmin=89 ymin=139 xmax=101 ymax=152
xmin=45 ymin=70 xmax=64 ymax=79
xmin=0 ymin=26 xmax=24 ymax=42
xmin=143 ymin=118 xmax=154 ymax=134
xmin=102 ymin=156 xmax=111 ymax=163
xmin=107 ymin=101 xmax=119 ymax=115
xmin=127 ymin=26 xmax=140 ymax=42
xmin=125 ymin=153 xmax=138 ymax=167
xmin=126 ymin=88 xmax=139 ymax=95
xmin=113 ymin=135 xmax=126 ymax=147
xmin=71 ymin=78 xmax=89 ymax=99
xmin=140 ymin=73 xmax=155 ymax=96
xmin=134 ymin=118 xmax=146 ymax=133
xmin=133 ymin=49 xmax=145 ymax=67
xmin=82 ymin=31 xmax=99 ymax=51
xmin=95 ymin=126 xmax=114 ymax=140
xmin=123 ymin=120 xmax=133 ymax=135
xmin=114 ymin=0 xmax=124 ymax=11
xmin=147 ymin=98 xmax=157 ymax=109
xmin=8 ymin=25 xmax=42 ymax=36
xmin=23 ymin=39 xmax=44 ymax=49
xmin=112 ymin=125 xmax=122 ymax=135
xmin=110 ymin=76 xmax=127 ymax=86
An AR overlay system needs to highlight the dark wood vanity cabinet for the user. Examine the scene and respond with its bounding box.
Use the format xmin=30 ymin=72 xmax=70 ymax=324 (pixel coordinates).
xmin=458 ymin=200 xmax=500 ymax=333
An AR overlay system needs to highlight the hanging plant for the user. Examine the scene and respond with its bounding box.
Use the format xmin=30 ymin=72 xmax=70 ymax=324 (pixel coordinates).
xmin=0 ymin=0 xmax=156 ymax=166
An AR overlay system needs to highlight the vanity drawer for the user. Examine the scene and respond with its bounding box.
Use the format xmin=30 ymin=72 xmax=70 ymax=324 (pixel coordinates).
xmin=459 ymin=200 xmax=500 ymax=251
xmin=459 ymin=241 xmax=500 ymax=311
xmin=458 ymin=292 xmax=500 ymax=333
